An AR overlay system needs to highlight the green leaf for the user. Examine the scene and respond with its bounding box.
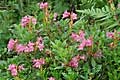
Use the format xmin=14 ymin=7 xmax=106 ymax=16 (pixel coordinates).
xmin=91 ymin=58 xmax=96 ymax=67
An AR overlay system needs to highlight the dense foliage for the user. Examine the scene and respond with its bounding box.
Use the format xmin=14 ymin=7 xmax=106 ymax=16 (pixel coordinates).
xmin=0 ymin=0 xmax=120 ymax=80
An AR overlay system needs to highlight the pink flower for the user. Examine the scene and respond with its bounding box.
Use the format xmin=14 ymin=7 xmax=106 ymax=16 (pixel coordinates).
xmin=8 ymin=64 xmax=16 ymax=71
xmin=21 ymin=15 xmax=37 ymax=27
xmin=85 ymin=39 xmax=93 ymax=47
xmin=21 ymin=16 xmax=30 ymax=27
xmin=36 ymin=37 xmax=43 ymax=44
xmin=31 ymin=17 xmax=37 ymax=25
xmin=27 ymin=42 xmax=34 ymax=47
xmin=8 ymin=64 xmax=24 ymax=76
xmin=71 ymin=33 xmax=81 ymax=42
xmin=18 ymin=64 xmax=24 ymax=71
xmin=118 ymin=32 xmax=120 ymax=34
xmin=62 ymin=10 xmax=70 ymax=19
xmin=39 ymin=2 xmax=48 ymax=9
xmin=24 ymin=42 xmax=34 ymax=53
xmin=48 ymin=77 xmax=55 ymax=80
xmin=11 ymin=69 xmax=18 ymax=76
xmin=27 ymin=42 xmax=35 ymax=52
xmin=8 ymin=64 xmax=18 ymax=76
xmin=80 ymin=55 xmax=87 ymax=61
xmin=68 ymin=55 xmax=80 ymax=68
xmin=33 ymin=58 xmax=45 ymax=68
xmin=24 ymin=46 xmax=33 ymax=53
xmin=78 ymin=38 xmax=93 ymax=50
xmin=36 ymin=37 xmax=44 ymax=51
xmin=71 ymin=12 xmax=77 ymax=20
xmin=16 ymin=44 xmax=25 ymax=53
xmin=38 ymin=43 xmax=44 ymax=51
xmin=62 ymin=11 xmax=77 ymax=20
xmin=71 ymin=30 xmax=85 ymax=42
xmin=78 ymin=40 xmax=86 ymax=50
xmin=53 ymin=13 xmax=58 ymax=21
xmin=24 ymin=46 xmax=30 ymax=53
xmin=106 ymin=32 xmax=114 ymax=39
xmin=7 ymin=39 xmax=17 ymax=51
xmin=79 ymin=30 xmax=85 ymax=40
xmin=69 ymin=59 xmax=78 ymax=68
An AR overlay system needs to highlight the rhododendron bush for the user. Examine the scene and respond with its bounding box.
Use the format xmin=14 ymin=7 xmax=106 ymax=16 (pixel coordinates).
xmin=0 ymin=0 xmax=120 ymax=80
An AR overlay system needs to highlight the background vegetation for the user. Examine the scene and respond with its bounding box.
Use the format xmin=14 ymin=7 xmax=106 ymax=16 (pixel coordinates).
xmin=0 ymin=0 xmax=120 ymax=80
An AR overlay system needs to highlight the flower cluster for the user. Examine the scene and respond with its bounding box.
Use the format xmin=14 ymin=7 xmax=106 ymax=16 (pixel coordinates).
xmin=106 ymin=30 xmax=120 ymax=48
xmin=68 ymin=55 xmax=79 ymax=68
xmin=36 ymin=37 xmax=44 ymax=51
xmin=32 ymin=58 xmax=45 ymax=68
xmin=106 ymin=31 xmax=120 ymax=39
xmin=78 ymin=38 xmax=93 ymax=50
xmin=106 ymin=32 xmax=114 ymax=39
xmin=24 ymin=42 xmax=35 ymax=53
xmin=7 ymin=37 xmax=44 ymax=53
xmin=38 ymin=2 xmax=48 ymax=9
xmin=8 ymin=64 xmax=24 ymax=76
xmin=62 ymin=10 xmax=77 ymax=20
xmin=71 ymin=30 xmax=93 ymax=50
xmin=7 ymin=39 xmax=17 ymax=51
xmin=68 ymin=55 xmax=86 ymax=68
xmin=21 ymin=15 xmax=37 ymax=27
xmin=38 ymin=2 xmax=49 ymax=23
xmin=71 ymin=30 xmax=85 ymax=42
